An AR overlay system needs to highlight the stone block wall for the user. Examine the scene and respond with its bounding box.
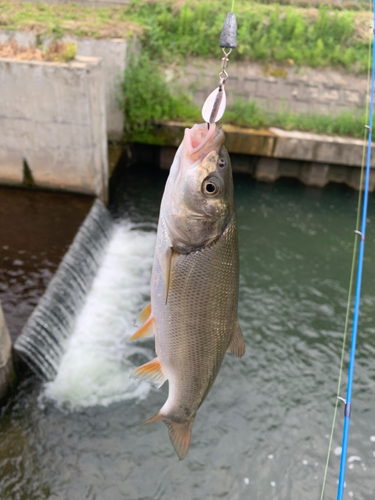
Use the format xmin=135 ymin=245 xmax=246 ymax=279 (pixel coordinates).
xmin=171 ymin=59 xmax=367 ymax=117
xmin=0 ymin=56 xmax=108 ymax=201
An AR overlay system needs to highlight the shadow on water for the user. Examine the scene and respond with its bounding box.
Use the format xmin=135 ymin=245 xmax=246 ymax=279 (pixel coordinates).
xmin=0 ymin=187 xmax=94 ymax=342
xmin=1 ymin=163 xmax=375 ymax=500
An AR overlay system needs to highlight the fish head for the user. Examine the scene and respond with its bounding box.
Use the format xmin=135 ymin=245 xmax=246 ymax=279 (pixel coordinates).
xmin=162 ymin=123 xmax=235 ymax=252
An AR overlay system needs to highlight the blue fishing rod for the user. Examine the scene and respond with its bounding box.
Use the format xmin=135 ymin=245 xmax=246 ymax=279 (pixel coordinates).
xmin=336 ymin=8 xmax=375 ymax=500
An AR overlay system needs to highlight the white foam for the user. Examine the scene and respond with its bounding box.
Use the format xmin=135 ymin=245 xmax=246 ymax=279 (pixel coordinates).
xmin=43 ymin=222 xmax=156 ymax=409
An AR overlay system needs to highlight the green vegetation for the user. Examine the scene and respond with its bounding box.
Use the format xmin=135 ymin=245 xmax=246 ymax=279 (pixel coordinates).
xmin=226 ymin=99 xmax=366 ymax=137
xmin=120 ymin=54 xmax=199 ymax=142
xmin=45 ymin=40 xmax=77 ymax=62
xmin=0 ymin=0 xmax=371 ymax=71
xmin=121 ymin=55 xmax=366 ymax=141
xmin=128 ymin=0 xmax=370 ymax=72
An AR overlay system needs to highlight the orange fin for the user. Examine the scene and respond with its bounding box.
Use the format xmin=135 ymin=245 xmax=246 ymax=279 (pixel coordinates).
xmin=136 ymin=302 xmax=152 ymax=327
xmin=227 ymin=322 xmax=245 ymax=358
xmin=129 ymin=316 xmax=155 ymax=341
xmin=143 ymin=411 xmax=162 ymax=425
xmin=164 ymin=418 xmax=195 ymax=460
xmin=131 ymin=357 xmax=166 ymax=388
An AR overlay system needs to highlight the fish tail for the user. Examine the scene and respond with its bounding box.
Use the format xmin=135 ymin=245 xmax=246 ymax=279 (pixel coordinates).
xmin=163 ymin=417 xmax=195 ymax=461
xmin=143 ymin=411 xmax=195 ymax=460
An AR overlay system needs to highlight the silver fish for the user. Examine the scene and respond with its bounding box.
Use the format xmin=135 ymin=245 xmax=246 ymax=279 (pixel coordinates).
xmin=130 ymin=123 xmax=245 ymax=460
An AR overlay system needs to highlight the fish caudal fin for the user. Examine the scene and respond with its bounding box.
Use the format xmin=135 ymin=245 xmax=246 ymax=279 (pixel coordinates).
xmin=131 ymin=357 xmax=166 ymax=388
xmin=129 ymin=316 xmax=156 ymax=341
xmin=143 ymin=412 xmax=195 ymax=460
xmin=135 ymin=302 xmax=152 ymax=327
xmin=227 ymin=321 xmax=245 ymax=358
xmin=164 ymin=418 xmax=195 ymax=460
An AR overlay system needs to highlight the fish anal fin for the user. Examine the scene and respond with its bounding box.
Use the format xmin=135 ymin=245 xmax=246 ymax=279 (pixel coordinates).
xmin=227 ymin=322 xmax=245 ymax=358
xmin=143 ymin=411 xmax=162 ymax=425
xmin=129 ymin=316 xmax=156 ymax=341
xmin=164 ymin=418 xmax=195 ymax=461
xmin=131 ymin=357 xmax=166 ymax=388
xmin=136 ymin=302 xmax=152 ymax=327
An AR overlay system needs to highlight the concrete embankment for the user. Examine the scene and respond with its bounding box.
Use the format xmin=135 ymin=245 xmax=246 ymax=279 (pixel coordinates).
xmin=150 ymin=122 xmax=375 ymax=191
xmin=0 ymin=26 xmax=373 ymax=196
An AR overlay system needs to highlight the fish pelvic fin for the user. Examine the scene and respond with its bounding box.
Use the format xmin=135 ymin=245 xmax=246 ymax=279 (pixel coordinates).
xmin=129 ymin=316 xmax=156 ymax=341
xmin=227 ymin=321 xmax=245 ymax=358
xmin=131 ymin=357 xmax=166 ymax=389
xmin=164 ymin=417 xmax=195 ymax=461
xmin=135 ymin=302 xmax=152 ymax=327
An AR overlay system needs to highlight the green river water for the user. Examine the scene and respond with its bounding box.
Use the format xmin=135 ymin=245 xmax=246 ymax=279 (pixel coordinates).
xmin=1 ymin=166 xmax=375 ymax=500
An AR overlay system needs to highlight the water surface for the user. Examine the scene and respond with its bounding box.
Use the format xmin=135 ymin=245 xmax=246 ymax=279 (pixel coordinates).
xmin=1 ymin=170 xmax=375 ymax=500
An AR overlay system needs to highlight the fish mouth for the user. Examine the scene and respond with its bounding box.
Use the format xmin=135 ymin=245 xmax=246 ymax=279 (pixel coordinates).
xmin=183 ymin=123 xmax=225 ymax=160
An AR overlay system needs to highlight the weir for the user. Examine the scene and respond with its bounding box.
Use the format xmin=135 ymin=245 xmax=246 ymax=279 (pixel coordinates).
xmin=14 ymin=199 xmax=114 ymax=381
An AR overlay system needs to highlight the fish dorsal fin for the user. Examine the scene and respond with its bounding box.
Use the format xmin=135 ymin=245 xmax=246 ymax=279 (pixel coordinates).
xmin=227 ymin=321 xmax=245 ymax=358
xmin=131 ymin=357 xmax=166 ymax=388
xmin=136 ymin=302 xmax=152 ymax=327
xmin=129 ymin=316 xmax=156 ymax=341
xmin=164 ymin=418 xmax=195 ymax=461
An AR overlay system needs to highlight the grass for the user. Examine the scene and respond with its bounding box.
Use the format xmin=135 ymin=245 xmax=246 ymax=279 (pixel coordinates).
xmin=120 ymin=54 xmax=200 ymax=142
xmin=0 ymin=0 xmax=372 ymax=72
xmin=121 ymin=55 xmax=367 ymax=141
xmin=225 ymin=99 xmax=366 ymax=138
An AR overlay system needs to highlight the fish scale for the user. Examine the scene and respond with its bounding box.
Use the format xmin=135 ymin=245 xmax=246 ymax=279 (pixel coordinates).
xmin=155 ymin=219 xmax=239 ymax=418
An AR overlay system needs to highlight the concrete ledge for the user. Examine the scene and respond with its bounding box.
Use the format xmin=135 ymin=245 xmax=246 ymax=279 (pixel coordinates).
xmin=0 ymin=56 xmax=108 ymax=201
xmin=149 ymin=121 xmax=374 ymax=168
xmin=139 ymin=121 xmax=375 ymax=191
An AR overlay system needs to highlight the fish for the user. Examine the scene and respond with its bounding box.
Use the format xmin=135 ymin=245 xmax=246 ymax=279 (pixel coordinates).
xmin=129 ymin=122 xmax=245 ymax=460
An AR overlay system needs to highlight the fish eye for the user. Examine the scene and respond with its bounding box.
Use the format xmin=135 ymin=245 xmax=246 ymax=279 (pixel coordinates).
xmin=218 ymin=157 xmax=226 ymax=168
xmin=202 ymin=179 xmax=220 ymax=196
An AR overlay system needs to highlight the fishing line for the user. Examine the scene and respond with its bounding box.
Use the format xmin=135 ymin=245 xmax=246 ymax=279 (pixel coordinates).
xmin=320 ymin=4 xmax=374 ymax=499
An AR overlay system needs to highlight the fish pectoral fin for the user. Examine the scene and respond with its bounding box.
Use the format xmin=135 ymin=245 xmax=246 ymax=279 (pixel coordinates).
xmin=164 ymin=418 xmax=195 ymax=461
xmin=135 ymin=302 xmax=152 ymax=327
xmin=163 ymin=245 xmax=173 ymax=305
xmin=227 ymin=321 xmax=245 ymax=358
xmin=131 ymin=357 xmax=166 ymax=389
xmin=129 ymin=316 xmax=156 ymax=341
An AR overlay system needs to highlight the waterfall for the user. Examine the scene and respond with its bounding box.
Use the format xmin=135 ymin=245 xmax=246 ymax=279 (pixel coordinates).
xmin=14 ymin=199 xmax=114 ymax=381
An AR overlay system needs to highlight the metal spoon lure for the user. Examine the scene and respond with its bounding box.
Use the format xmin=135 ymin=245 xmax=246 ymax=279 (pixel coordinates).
xmin=201 ymin=12 xmax=237 ymax=125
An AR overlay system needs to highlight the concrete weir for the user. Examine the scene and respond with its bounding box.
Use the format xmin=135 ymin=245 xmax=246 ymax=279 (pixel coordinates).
xmin=0 ymin=56 xmax=108 ymax=202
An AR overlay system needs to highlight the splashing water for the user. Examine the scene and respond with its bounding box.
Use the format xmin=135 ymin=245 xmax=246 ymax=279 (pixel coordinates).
xmin=43 ymin=222 xmax=156 ymax=409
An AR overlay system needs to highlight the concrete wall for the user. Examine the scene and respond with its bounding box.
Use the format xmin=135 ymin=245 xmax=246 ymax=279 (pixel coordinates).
xmin=0 ymin=30 xmax=135 ymax=141
xmin=171 ymin=59 xmax=367 ymax=117
xmin=60 ymin=37 xmax=130 ymax=141
xmin=0 ymin=56 xmax=108 ymax=201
